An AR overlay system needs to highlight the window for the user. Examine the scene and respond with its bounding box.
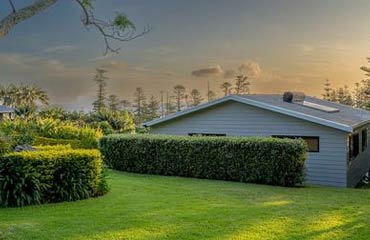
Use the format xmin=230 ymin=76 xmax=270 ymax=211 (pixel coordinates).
xmin=352 ymin=133 xmax=360 ymax=158
xmin=272 ymin=135 xmax=319 ymax=152
xmin=188 ymin=133 xmax=226 ymax=137
xmin=362 ymin=129 xmax=368 ymax=152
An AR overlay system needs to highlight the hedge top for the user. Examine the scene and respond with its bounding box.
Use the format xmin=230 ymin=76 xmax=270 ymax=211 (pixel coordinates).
xmin=102 ymin=134 xmax=308 ymax=147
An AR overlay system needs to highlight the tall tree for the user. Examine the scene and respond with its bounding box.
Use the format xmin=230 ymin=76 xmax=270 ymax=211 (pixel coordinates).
xmin=353 ymin=82 xmax=365 ymax=108
xmin=322 ymin=79 xmax=332 ymax=100
xmin=160 ymin=91 xmax=165 ymax=117
xmin=0 ymin=0 xmax=150 ymax=54
xmin=92 ymin=68 xmax=108 ymax=113
xmin=119 ymin=99 xmax=131 ymax=111
xmin=189 ymin=89 xmax=203 ymax=107
xmin=172 ymin=85 xmax=186 ymax=111
xmin=133 ymin=87 xmax=146 ymax=123
xmin=336 ymin=85 xmax=353 ymax=106
xmin=221 ymin=81 xmax=232 ymax=96
xmin=329 ymin=89 xmax=337 ymax=103
xmin=146 ymin=95 xmax=160 ymax=121
xmin=107 ymin=94 xmax=120 ymax=112
xmin=207 ymin=90 xmax=216 ymax=101
xmin=165 ymin=91 xmax=176 ymax=115
xmin=234 ymin=75 xmax=250 ymax=94
xmin=359 ymin=57 xmax=370 ymax=109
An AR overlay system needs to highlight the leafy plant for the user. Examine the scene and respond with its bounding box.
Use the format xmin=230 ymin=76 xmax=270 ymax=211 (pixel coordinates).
xmin=0 ymin=149 xmax=106 ymax=207
xmin=100 ymin=134 xmax=307 ymax=187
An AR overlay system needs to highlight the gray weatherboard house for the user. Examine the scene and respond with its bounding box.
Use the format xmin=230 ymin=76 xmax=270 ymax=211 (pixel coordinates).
xmin=143 ymin=93 xmax=370 ymax=187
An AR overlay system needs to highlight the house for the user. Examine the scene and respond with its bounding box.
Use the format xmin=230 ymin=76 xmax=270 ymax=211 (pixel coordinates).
xmin=143 ymin=92 xmax=370 ymax=187
xmin=0 ymin=105 xmax=14 ymax=121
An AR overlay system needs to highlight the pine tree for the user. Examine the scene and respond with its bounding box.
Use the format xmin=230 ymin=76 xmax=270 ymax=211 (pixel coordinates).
xmin=322 ymin=79 xmax=332 ymax=100
xmin=165 ymin=91 xmax=176 ymax=115
xmin=329 ymin=89 xmax=337 ymax=102
xmin=120 ymin=99 xmax=131 ymax=111
xmin=221 ymin=82 xmax=232 ymax=96
xmin=234 ymin=75 xmax=250 ymax=94
xmin=146 ymin=95 xmax=160 ymax=121
xmin=207 ymin=90 xmax=216 ymax=101
xmin=336 ymin=85 xmax=353 ymax=106
xmin=353 ymin=82 xmax=364 ymax=108
xmin=133 ymin=87 xmax=147 ymax=123
xmin=172 ymin=85 xmax=186 ymax=111
xmin=92 ymin=68 xmax=108 ymax=113
xmin=107 ymin=94 xmax=120 ymax=112
xmin=359 ymin=57 xmax=370 ymax=109
xmin=189 ymin=89 xmax=203 ymax=107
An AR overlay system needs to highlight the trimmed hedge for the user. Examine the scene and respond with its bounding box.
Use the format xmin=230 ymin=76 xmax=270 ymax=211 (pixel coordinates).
xmin=35 ymin=144 xmax=73 ymax=151
xmin=0 ymin=149 xmax=106 ymax=207
xmin=100 ymin=134 xmax=307 ymax=187
xmin=34 ymin=136 xmax=98 ymax=149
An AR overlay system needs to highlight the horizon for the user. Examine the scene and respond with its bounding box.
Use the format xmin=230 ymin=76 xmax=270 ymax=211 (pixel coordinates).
xmin=1 ymin=0 xmax=370 ymax=111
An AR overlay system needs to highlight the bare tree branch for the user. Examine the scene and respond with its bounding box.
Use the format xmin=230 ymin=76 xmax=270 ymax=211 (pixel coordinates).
xmin=74 ymin=0 xmax=152 ymax=55
xmin=0 ymin=0 xmax=151 ymax=55
xmin=8 ymin=0 xmax=17 ymax=13
xmin=0 ymin=0 xmax=58 ymax=38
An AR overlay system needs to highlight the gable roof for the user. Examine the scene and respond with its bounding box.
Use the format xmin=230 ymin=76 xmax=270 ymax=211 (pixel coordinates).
xmin=0 ymin=105 xmax=14 ymax=113
xmin=143 ymin=94 xmax=370 ymax=132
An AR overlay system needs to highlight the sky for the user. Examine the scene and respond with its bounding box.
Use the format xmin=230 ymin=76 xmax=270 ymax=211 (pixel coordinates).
xmin=1 ymin=0 xmax=370 ymax=110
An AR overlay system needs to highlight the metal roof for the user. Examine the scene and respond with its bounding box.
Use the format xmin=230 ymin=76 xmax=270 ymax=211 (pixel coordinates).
xmin=0 ymin=105 xmax=14 ymax=113
xmin=143 ymin=94 xmax=370 ymax=132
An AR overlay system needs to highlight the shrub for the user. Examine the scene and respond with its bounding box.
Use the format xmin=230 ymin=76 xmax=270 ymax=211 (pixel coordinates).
xmin=0 ymin=119 xmax=36 ymax=146
xmin=0 ymin=132 xmax=12 ymax=155
xmin=35 ymin=144 xmax=73 ymax=151
xmin=100 ymin=134 xmax=307 ymax=187
xmin=0 ymin=149 xmax=106 ymax=207
xmin=33 ymin=118 xmax=103 ymax=142
xmin=34 ymin=136 xmax=97 ymax=149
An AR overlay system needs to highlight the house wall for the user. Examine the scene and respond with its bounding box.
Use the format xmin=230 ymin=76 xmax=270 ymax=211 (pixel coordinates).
xmin=347 ymin=125 xmax=370 ymax=187
xmin=149 ymin=101 xmax=349 ymax=187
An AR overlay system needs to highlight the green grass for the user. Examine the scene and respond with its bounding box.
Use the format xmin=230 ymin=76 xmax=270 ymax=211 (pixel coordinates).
xmin=1 ymin=171 xmax=370 ymax=240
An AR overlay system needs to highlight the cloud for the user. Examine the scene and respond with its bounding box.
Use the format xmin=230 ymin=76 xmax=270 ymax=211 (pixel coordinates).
xmin=223 ymin=69 xmax=235 ymax=79
xmin=191 ymin=64 xmax=223 ymax=77
xmin=0 ymin=53 xmax=93 ymax=106
xmin=238 ymin=61 xmax=261 ymax=78
xmin=43 ymin=45 xmax=76 ymax=53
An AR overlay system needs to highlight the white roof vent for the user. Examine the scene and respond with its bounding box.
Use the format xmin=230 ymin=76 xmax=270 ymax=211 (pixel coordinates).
xmin=302 ymin=101 xmax=339 ymax=113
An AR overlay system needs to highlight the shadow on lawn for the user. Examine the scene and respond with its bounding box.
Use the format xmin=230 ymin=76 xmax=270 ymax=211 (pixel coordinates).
xmin=1 ymin=172 xmax=370 ymax=240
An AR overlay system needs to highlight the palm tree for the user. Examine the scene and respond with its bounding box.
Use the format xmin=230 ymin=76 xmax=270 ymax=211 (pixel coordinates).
xmin=19 ymin=85 xmax=49 ymax=106
xmin=0 ymin=84 xmax=49 ymax=107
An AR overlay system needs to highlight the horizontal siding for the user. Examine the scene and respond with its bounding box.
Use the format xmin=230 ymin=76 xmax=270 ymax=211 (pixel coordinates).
xmin=150 ymin=101 xmax=348 ymax=187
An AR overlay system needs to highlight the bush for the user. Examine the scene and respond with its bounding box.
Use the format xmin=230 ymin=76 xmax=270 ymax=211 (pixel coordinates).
xmin=0 ymin=119 xmax=36 ymax=146
xmin=0 ymin=149 xmax=106 ymax=207
xmin=0 ymin=133 xmax=12 ymax=155
xmin=100 ymin=134 xmax=307 ymax=187
xmin=34 ymin=144 xmax=73 ymax=151
xmin=34 ymin=136 xmax=98 ymax=149
xmin=33 ymin=118 xmax=103 ymax=142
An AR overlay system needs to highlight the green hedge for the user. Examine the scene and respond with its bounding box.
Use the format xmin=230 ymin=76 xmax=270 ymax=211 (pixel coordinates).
xmin=0 ymin=149 xmax=107 ymax=207
xmin=100 ymin=134 xmax=307 ymax=187
xmin=34 ymin=136 xmax=98 ymax=149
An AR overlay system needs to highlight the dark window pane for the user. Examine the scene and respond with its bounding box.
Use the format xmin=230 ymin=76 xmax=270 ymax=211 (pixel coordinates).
xmin=188 ymin=133 xmax=226 ymax=137
xmin=362 ymin=129 xmax=367 ymax=152
xmin=353 ymin=133 xmax=359 ymax=158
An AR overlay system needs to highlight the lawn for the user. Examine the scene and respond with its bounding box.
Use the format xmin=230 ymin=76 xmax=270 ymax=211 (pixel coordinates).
xmin=1 ymin=171 xmax=370 ymax=240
